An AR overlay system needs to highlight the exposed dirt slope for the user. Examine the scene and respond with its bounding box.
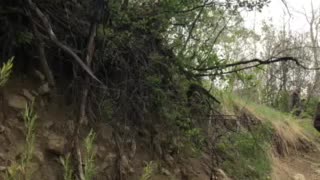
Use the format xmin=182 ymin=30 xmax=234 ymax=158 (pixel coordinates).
xmin=272 ymin=151 xmax=320 ymax=180
xmin=2 ymin=77 xmax=320 ymax=180
xmin=0 ymin=77 xmax=219 ymax=180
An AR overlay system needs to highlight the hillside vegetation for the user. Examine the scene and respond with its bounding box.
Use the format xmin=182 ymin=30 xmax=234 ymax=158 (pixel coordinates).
xmin=2 ymin=0 xmax=320 ymax=180
xmin=218 ymin=92 xmax=320 ymax=179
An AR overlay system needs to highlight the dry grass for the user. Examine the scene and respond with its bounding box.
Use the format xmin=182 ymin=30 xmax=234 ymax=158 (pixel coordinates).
xmin=220 ymin=92 xmax=315 ymax=156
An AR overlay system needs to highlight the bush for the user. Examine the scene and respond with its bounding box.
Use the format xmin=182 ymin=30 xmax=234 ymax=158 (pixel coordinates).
xmin=302 ymin=98 xmax=319 ymax=118
xmin=217 ymin=123 xmax=273 ymax=180
xmin=273 ymin=91 xmax=290 ymax=113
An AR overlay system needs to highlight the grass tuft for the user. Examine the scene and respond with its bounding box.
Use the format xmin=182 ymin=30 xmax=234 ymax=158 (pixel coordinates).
xmin=83 ymin=129 xmax=96 ymax=180
xmin=140 ymin=161 xmax=156 ymax=180
xmin=60 ymin=153 xmax=74 ymax=180
xmin=3 ymin=102 xmax=37 ymax=180
xmin=0 ymin=56 xmax=14 ymax=87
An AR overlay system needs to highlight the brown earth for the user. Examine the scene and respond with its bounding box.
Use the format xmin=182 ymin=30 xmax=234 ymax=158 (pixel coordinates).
xmin=272 ymin=151 xmax=320 ymax=180
xmin=0 ymin=76 xmax=218 ymax=180
xmin=1 ymin=76 xmax=320 ymax=180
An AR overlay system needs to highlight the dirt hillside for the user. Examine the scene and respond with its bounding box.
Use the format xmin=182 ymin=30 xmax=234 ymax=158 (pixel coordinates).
xmin=1 ymin=76 xmax=320 ymax=180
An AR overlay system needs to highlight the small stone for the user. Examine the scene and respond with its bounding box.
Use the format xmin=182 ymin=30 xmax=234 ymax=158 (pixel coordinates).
xmin=38 ymin=83 xmax=50 ymax=95
xmin=22 ymin=89 xmax=35 ymax=102
xmin=161 ymin=168 xmax=171 ymax=176
xmin=129 ymin=167 xmax=135 ymax=174
xmin=0 ymin=166 xmax=6 ymax=171
xmin=7 ymin=94 xmax=27 ymax=110
xmin=0 ymin=153 xmax=5 ymax=160
xmin=34 ymin=150 xmax=45 ymax=163
xmin=174 ymin=168 xmax=181 ymax=175
xmin=46 ymin=133 xmax=66 ymax=155
xmin=216 ymin=168 xmax=231 ymax=180
xmin=164 ymin=154 xmax=174 ymax=166
xmin=0 ymin=125 xmax=5 ymax=133
xmin=293 ymin=174 xmax=305 ymax=180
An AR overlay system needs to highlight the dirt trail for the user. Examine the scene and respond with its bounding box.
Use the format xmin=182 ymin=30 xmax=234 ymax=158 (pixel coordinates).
xmin=272 ymin=152 xmax=320 ymax=180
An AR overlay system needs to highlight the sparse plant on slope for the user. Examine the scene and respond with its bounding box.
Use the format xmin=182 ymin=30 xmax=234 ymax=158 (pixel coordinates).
xmin=83 ymin=130 xmax=96 ymax=180
xmin=140 ymin=161 xmax=156 ymax=180
xmin=60 ymin=130 xmax=97 ymax=180
xmin=0 ymin=56 xmax=14 ymax=87
xmin=60 ymin=153 xmax=74 ymax=180
xmin=21 ymin=102 xmax=37 ymax=180
xmin=4 ymin=102 xmax=37 ymax=180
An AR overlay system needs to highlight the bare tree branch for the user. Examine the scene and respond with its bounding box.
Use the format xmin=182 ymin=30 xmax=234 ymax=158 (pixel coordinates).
xmin=171 ymin=1 xmax=216 ymax=14
xmin=180 ymin=0 xmax=209 ymax=54
xmin=194 ymin=56 xmax=320 ymax=77
xmin=30 ymin=20 xmax=56 ymax=87
xmin=281 ymin=0 xmax=292 ymax=17
xmin=25 ymin=0 xmax=102 ymax=84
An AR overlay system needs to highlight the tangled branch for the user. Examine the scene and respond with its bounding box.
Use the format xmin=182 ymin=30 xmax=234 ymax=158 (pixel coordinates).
xmin=194 ymin=56 xmax=320 ymax=77
xmin=25 ymin=0 xmax=102 ymax=84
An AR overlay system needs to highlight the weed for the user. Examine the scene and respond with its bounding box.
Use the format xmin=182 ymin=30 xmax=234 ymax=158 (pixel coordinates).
xmin=83 ymin=130 xmax=96 ymax=180
xmin=217 ymin=124 xmax=273 ymax=180
xmin=3 ymin=102 xmax=37 ymax=180
xmin=0 ymin=56 xmax=14 ymax=87
xmin=140 ymin=161 xmax=156 ymax=180
xmin=60 ymin=153 xmax=74 ymax=180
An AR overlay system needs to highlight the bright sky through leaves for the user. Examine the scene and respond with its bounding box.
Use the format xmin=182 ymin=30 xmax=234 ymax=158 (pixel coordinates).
xmin=243 ymin=0 xmax=320 ymax=33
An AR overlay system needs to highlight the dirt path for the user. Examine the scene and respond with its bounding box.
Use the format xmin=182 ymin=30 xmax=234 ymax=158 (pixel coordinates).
xmin=272 ymin=152 xmax=320 ymax=180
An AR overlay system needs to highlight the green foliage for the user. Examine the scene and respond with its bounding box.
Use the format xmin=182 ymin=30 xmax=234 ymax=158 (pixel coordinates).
xmin=140 ymin=161 xmax=156 ymax=180
xmin=273 ymin=91 xmax=290 ymax=112
xmin=59 ymin=130 xmax=97 ymax=180
xmin=227 ymin=93 xmax=296 ymax=124
xmin=4 ymin=164 xmax=21 ymax=180
xmin=60 ymin=154 xmax=74 ymax=180
xmin=218 ymin=123 xmax=273 ymax=180
xmin=83 ymin=130 xmax=96 ymax=180
xmin=302 ymin=98 xmax=318 ymax=118
xmin=21 ymin=102 xmax=37 ymax=180
xmin=0 ymin=56 xmax=14 ymax=87
xmin=175 ymin=117 xmax=204 ymax=147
